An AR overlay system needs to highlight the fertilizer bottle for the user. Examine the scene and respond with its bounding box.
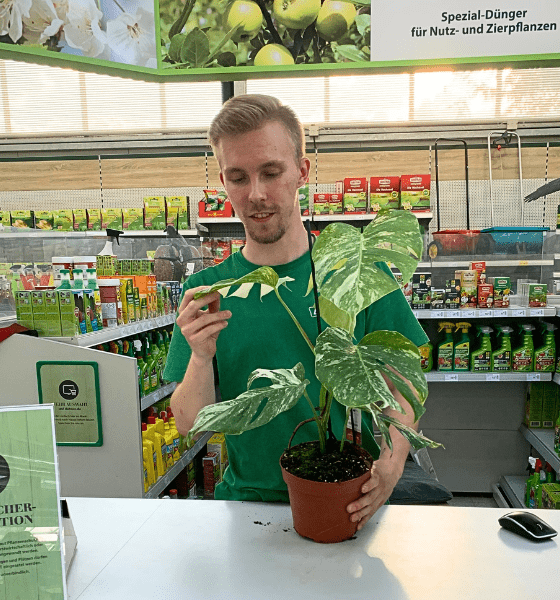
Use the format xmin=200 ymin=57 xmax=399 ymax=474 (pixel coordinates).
xmin=418 ymin=324 xmax=433 ymax=373
xmin=512 ymin=324 xmax=535 ymax=372
xmin=491 ymin=325 xmax=513 ymax=372
xmin=453 ymin=322 xmax=471 ymax=372
xmin=534 ymin=322 xmax=556 ymax=372
xmin=437 ymin=322 xmax=454 ymax=371
xmin=470 ymin=325 xmax=493 ymax=372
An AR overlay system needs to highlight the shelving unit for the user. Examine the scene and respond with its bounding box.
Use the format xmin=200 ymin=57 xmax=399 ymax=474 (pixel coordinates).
xmin=425 ymin=372 xmax=552 ymax=383
xmin=0 ymin=229 xmax=197 ymax=238
xmin=493 ymin=476 xmax=526 ymax=508
xmin=140 ymin=381 xmax=177 ymax=411
xmin=198 ymin=211 xmax=434 ymax=225
xmin=412 ymin=307 xmax=556 ymax=319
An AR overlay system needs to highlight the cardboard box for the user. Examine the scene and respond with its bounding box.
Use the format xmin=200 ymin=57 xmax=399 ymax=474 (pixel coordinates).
xmin=231 ymin=239 xmax=245 ymax=254
xmin=412 ymin=289 xmax=431 ymax=310
xmin=343 ymin=177 xmax=368 ymax=214
xmin=31 ymin=290 xmax=47 ymax=336
xmin=87 ymin=208 xmax=102 ymax=231
xmin=470 ymin=261 xmax=486 ymax=284
xmin=445 ymin=279 xmax=461 ymax=309
xmin=477 ymin=284 xmax=494 ymax=308
xmin=143 ymin=197 xmax=166 ymax=230
xmin=491 ymin=277 xmax=511 ymax=308
xmin=460 ymin=270 xmax=478 ymax=308
xmin=73 ymin=209 xmax=88 ymax=231
xmin=528 ymin=283 xmax=547 ymax=308
xmin=58 ymin=290 xmax=81 ymax=336
xmin=400 ymin=174 xmax=431 ymax=211
xmin=412 ymin=272 xmax=432 ymax=290
xmin=53 ymin=209 xmax=74 ymax=231
xmin=0 ymin=211 xmax=10 ymax=226
xmin=298 ymin=184 xmax=309 ymax=216
xmin=369 ymin=176 xmax=400 ymax=211
xmin=203 ymin=452 xmax=221 ymax=499
xmin=35 ymin=210 xmax=54 ymax=230
xmin=122 ymin=208 xmax=144 ymax=230
xmin=541 ymin=382 xmax=558 ymax=428
xmin=430 ymin=288 xmax=446 ymax=310
xmin=525 ymin=383 xmax=543 ymax=428
xmin=11 ymin=210 xmax=34 ymax=228
xmin=313 ymin=193 xmax=332 ymax=215
xmin=101 ymin=208 xmax=123 ymax=230
xmin=541 ymin=484 xmax=560 ymax=509
xmin=329 ymin=193 xmax=343 ymax=214
xmin=207 ymin=433 xmax=228 ymax=478
xmin=15 ymin=290 xmax=34 ymax=330
xmin=166 ymin=196 xmax=189 ymax=230
xmin=199 ymin=190 xmax=233 ymax=218
xmin=44 ymin=290 xmax=62 ymax=337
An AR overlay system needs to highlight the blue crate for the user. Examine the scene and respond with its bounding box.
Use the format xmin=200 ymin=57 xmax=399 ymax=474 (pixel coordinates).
xmin=480 ymin=227 xmax=549 ymax=254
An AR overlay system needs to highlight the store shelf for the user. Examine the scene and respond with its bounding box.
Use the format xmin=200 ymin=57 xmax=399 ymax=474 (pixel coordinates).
xmin=495 ymin=475 xmax=526 ymax=508
xmin=197 ymin=212 xmax=433 ymax=224
xmin=44 ymin=313 xmax=176 ymax=347
xmin=140 ymin=382 xmax=178 ymax=411
xmin=418 ymin=259 xmax=555 ymax=268
xmin=519 ymin=425 xmax=560 ymax=473
xmin=0 ymin=229 xmax=196 ymax=238
xmin=144 ymin=430 xmax=213 ymax=499
xmin=413 ymin=306 xmax=556 ymax=319
xmin=425 ymin=372 xmax=552 ymax=382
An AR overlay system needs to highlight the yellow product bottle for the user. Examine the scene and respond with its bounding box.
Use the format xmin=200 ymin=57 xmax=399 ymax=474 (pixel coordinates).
xmin=146 ymin=416 xmax=167 ymax=477
xmin=142 ymin=456 xmax=149 ymax=493
xmin=141 ymin=423 xmax=156 ymax=487
xmin=157 ymin=412 xmax=174 ymax=470
xmin=166 ymin=408 xmax=184 ymax=456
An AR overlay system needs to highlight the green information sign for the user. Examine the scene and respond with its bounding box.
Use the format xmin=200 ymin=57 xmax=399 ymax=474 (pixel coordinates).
xmin=0 ymin=405 xmax=66 ymax=600
xmin=36 ymin=361 xmax=102 ymax=447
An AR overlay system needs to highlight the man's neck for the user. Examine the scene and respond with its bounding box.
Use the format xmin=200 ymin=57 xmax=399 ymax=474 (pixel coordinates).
xmin=241 ymin=223 xmax=309 ymax=266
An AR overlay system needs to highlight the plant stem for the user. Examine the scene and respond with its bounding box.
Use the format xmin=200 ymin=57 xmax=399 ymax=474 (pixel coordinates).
xmin=253 ymin=0 xmax=284 ymax=45
xmin=204 ymin=24 xmax=241 ymax=66
xmin=304 ymin=390 xmax=327 ymax=452
xmin=169 ymin=0 xmax=196 ymax=40
xmin=274 ymin=288 xmax=315 ymax=355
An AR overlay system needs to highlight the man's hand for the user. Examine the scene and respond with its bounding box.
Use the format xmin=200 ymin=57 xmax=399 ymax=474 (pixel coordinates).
xmin=346 ymin=453 xmax=402 ymax=530
xmin=176 ymin=286 xmax=231 ymax=360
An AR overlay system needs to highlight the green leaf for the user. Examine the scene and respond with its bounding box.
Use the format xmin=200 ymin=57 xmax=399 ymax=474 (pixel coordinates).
xmin=187 ymin=363 xmax=309 ymax=445
xmin=311 ymin=209 xmax=422 ymax=330
xmin=168 ymin=33 xmax=186 ymax=62
xmin=349 ymin=0 xmax=371 ymax=5
xmin=355 ymin=14 xmax=370 ymax=36
xmin=318 ymin=295 xmax=355 ymax=334
xmin=180 ymin=28 xmax=210 ymax=67
xmin=193 ymin=266 xmax=280 ymax=300
xmin=378 ymin=415 xmax=443 ymax=450
xmin=217 ymin=51 xmax=236 ymax=67
xmin=334 ymin=44 xmax=368 ymax=62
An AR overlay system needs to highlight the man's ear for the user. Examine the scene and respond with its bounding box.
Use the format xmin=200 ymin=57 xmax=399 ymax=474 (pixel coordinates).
xmin=298 ymin=156 xmax=311 ymax=188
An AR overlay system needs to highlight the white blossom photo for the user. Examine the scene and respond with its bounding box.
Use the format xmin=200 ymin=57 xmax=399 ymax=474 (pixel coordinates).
xmin=0 ymin=0 xmax=157 ymax=68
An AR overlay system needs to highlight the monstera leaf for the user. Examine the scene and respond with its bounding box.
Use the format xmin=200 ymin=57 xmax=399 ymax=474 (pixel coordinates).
xmin=311 ymin=209 xmax=422 ymax=334
xmin=186 ymin=364 xmax=309 ymax=445
xmin=193 ymin=266 xmax=282 ymax=300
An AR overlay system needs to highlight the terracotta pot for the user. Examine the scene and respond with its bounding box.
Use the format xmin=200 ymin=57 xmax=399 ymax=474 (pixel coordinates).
xmin=280 ymin=444 xmax=373 ymax=543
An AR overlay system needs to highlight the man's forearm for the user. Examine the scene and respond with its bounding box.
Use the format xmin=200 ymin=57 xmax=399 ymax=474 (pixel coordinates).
xmin=170 ymin=355 xmax=216 ymax=436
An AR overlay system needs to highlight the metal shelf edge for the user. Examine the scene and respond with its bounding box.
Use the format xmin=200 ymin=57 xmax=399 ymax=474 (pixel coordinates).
xmin=140 ymin=382 xmax=178 ymax=412
xmin=519 ymin=425 xmax=560 ymax=472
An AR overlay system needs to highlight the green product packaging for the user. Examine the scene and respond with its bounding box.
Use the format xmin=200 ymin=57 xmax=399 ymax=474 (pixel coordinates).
xmin=453 ymin=322 xmax=471 ymax=371
xmin=123 ymin=207 xmax=145 ymax=230
xmin=11 ymin=210 xmax=34 ymax=228
xmin=512 ymin=324 xmax=535 ymax=372
xmin=31 ymin=290 xmax=47 ymax=336
xmin=490 ymin=276 xmax=511 ymax=308
xmin=525 ymin=383 xmax=543 ymax=428
xmin=144 ymin=197 xmax=166 ymax=230
xmin=87 ymin=208 xmax=102 ymax=230
xmin=131 ymin=259 xmax=142 ymax=275
xmin=166 ymin=196 xmax=189 ymax=229
xmin=84 ymin=289 xmax=97 ymax=332
xmin=0 ymin=210 xmax=11 ymax=226
xmin=470 ymin=325 xmax=493 ymax=372
xmin=101 ymin=208 xmax=123 ymax=230
xmin=541 ymin=483 xmax=560 ymax=509
xmin=419 ymin=324 xmax=433 ymax=373
xmin=491 ymin=325 xmax=513 ymax=371
xmin=298 ymin=183 xmax=309 ymax=215
xmin=15 ymin=290 xmax=34 ymax=329
xmin=72 ymin=290 xmax=88 ymax=334
xmin=437 ymin=321 xmax=454 ymax=371
xmin=44 ymin=289 xmax=62 ymax=337
xmin=541 ymin=382 xmax=558 ymax=428
xmin=35 ymin=210 xmax=54 ymax=230
xmin=535 ymin=322 xmax=556 ymax=372
xmin=528 ymin=283 xmax=547 ymax=308
xmin=133 ymin=286 xmax=141 ymax=321
xmin=53 ymin=209 xmax=74 ymax=231
xmin=73 ymin=208 xmax=88 ymax=231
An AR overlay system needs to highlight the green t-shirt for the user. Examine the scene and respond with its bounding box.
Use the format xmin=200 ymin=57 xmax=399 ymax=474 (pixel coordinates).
xmin=163 ymin=250 xmax=428 ymax=502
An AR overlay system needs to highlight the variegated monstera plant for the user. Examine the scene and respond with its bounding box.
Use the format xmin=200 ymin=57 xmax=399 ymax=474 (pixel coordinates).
xmin=187 ymin=209 xmax=440 ymax=454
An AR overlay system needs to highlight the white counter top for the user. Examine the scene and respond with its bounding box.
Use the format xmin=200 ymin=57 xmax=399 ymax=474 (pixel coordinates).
xmin=65 ymin=497 xmax=560 ymax=600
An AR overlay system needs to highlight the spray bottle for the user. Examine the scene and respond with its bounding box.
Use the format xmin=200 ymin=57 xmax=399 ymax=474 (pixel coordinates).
xmin=437 ymin=322 xmax=455 ymax=371
xmin=146 ymin=416 xmax=166 ymax=478
xmin=97 ymin=228 xmax=123 ymax=276
xmin=525 ymin=457 xmax=538 ymax=507
xmin=491 ymin=325 xmax=513 ymax=371
xmin=512 ymin=324 xmax=535 ymax=372
xmin=453 ymin=322 xmax=471 ymax=371
xmin=534 ymin=322 xmax=556 ymax=372
xmin=470 ymin=325 xmax=493 ymax=372
xmin=419 ymin=324 xmax=433 ymax=373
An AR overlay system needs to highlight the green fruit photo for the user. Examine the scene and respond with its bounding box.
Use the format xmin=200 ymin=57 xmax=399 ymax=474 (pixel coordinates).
xmin=159 ymin=0 xmax=371 ymax=70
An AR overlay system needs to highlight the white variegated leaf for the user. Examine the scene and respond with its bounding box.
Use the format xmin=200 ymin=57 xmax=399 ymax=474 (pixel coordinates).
xmin=193 ymin=266 xmax=280 ymax=300
xmin=229 ymin=282 xmax=254 ymax=298
xmin=187 ymin=363 xmax=309 ymax=445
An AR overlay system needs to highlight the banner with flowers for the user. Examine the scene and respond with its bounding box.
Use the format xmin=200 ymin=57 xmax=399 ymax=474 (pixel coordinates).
xmin=1 ymin=0 xmax=560 ymax=81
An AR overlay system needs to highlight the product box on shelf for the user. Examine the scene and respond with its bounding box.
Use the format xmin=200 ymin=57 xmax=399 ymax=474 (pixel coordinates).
xmin=412 ymin=289 xmax=431 ymax=310
xmin=203 ymin=452 xmax=221 ymax=499
xmin=525 ymin=383 xmax=543 ymax=428
xmin=207 ymin=433 xmax=229 ymax=478
xmin=199 ymin=190 xmax=233 ymax=218
xmin=470 ymin=261 xmax=486 ymax=284
xmin=87 ymin=208 xmax=102 ymax=231
xmin=122 ymin=208 xmax=145 ymax=230
xmin=73 ymin=209 xmax=88 ymax=231
xmin=330 ymin=193 xmax=343 ymax=214
xmin=529 ymin=284 xmax=548 ymax=308
xmin=52 ymin=209 xmax=73 ymax=231
xmin=313 ymin=193 xmax=331 ymax=215
xmin=540 ymin=382 xmax=558 ymax=428
xmin=58 ymin=289 xmax=81 ymax=336
xmin=166 ymin=196 xmax=189 ymax=230
xmin=298 ymin=183 xmax=309 ymax=216
xmin=460 ymin=270 xmax=478 ymax=308
xmin=477 ymin=284 xmax=494 ymax=308
xmin=430 ymin=289 xmax=446 ymax=310
xmin=143 ymin=197 xmax=166 ymax=230
xmin=15 ymin=290 xmax=34 ymax=330
xmin=0 ymin=210 xmax=10 ymax=226
xmin=44 ymin=290 xmax=62 ymax=337
xmin=11 ymin=210 xmax=34 ymax=228
xmin=343 ymin=177 xmax=368 ymax=214
xmin=35 ymin=210 xmax=54 ymax=230
xmin=369 ymin=176 xmax=400 ymax=211
xmin=400 ymin=175 xmax=431 ymax=211
xmin=490 ymin=277 xmax=511 ymax=308
xmin=31 ymin=290 xmax=47 ymax=336
xmin=445 ymin=279 xmax=461 ymax=309
xmin=231 ymin=239 xmax=245 ymax=254
xmin=101 ymin=208 xmax=123 ymax=230
xmin=541 ymin=484 xmax=560 ymax=509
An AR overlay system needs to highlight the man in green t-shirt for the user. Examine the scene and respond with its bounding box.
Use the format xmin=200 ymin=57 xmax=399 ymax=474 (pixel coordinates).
xmin=165 ymin=94 xmax=428 ymax=531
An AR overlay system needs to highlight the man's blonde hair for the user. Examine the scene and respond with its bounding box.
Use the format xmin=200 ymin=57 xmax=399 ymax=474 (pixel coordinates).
xmin=208 ymin=94 xmax=305 ymax=164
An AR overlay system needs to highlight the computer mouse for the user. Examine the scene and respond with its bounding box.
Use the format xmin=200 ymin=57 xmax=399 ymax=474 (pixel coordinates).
xmin=498 ymin=511 xmax=557 ymax=541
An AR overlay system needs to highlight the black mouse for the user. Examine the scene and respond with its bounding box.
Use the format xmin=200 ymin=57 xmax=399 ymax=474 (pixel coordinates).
xmin=499 ymin=511 xmax=557 ymax=541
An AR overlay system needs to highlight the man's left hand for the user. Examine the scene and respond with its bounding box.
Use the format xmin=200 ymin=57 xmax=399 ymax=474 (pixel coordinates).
xmin=346 ymin=457 xmax=401 ymax=530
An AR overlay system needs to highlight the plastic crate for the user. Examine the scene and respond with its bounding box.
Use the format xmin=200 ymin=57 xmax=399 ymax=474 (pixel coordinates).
xmin=480 ymin=227 xmax=549 ymax=254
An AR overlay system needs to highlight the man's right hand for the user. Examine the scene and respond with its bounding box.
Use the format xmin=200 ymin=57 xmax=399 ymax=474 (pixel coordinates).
xmin=176 ymin=286 xmax=231 ymax=361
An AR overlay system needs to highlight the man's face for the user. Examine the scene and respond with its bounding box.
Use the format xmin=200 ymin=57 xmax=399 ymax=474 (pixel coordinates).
xmin=216 ymin=120 xmax=309 ymax=245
